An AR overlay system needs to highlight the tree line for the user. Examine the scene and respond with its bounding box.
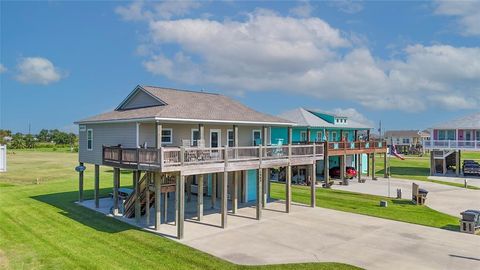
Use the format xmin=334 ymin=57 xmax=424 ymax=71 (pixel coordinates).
xmin=0 ymin=129 xmax=78 ymax=149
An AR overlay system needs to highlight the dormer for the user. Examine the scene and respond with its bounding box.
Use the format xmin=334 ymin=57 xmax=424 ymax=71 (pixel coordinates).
xmin=334 ymin=117 xmax=348 ymax=125
xmin=115 ymin=85 xmax=166 ymax=111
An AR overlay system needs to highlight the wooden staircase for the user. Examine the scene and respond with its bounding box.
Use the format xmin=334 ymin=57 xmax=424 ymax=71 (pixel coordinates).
xmin=124 ymin=173 xmax=155 ymax=218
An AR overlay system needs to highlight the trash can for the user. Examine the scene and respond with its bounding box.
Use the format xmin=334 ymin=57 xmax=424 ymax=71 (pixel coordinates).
xmin=396 ymin=188 xmax=402 ymax=199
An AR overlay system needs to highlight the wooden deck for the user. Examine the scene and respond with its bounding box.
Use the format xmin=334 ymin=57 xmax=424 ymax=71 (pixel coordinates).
xmin=423 ymin=140 xmax=480 ymax=152
xmin=103 ymin=144 xmax=325 ymax=175
xmin=326 ymin=140 xmax=387 ymax=156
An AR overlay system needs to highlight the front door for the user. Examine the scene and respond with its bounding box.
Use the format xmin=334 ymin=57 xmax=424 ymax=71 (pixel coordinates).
xmin=210 ymin=129 xmax=221 ymax=148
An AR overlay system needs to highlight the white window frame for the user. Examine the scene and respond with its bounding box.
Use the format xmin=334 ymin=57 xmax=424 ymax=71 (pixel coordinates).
xmin=227 ymin=129 xmax=234 ymax=147
xmin=252 ymin=129 xmax=262 ymax=145
xmin=331 ymin=131 xmax=337 ymax=141
xmin=87 ymin=129 xmax=93 ymax=151
xmin=316 ymin=131 xmax=323 ymax=142
xmin=191 ymin=128 xmax=199 ymax=146
xmin=210 ymin=129 xmax=221 ymax=148
xmin=300 ymin=131 xmax=307 ymax=142
xmin=161 ymin=128 xmax=173 ymax=145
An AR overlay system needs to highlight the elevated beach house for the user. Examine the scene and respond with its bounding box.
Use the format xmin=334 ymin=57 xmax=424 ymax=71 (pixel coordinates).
xmin=75 ymin=85 xmax=324 ymax=239
xmin=270 ymin=108 xmax=388 ymax=184
xmin=384 ymin=130 xmax=430 ymax=154
xmin=423 ymin=112 xmax=480 ymax=175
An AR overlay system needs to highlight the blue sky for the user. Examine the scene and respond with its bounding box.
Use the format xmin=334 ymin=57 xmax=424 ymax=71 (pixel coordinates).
xmin=1 ymin=1 xmax=479 ymax=134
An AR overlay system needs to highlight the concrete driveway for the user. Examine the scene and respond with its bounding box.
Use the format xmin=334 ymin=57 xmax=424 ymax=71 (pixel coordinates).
xmin=332 ymin=177 xmax=480 ymax=217
xmin=181 ymin=202 xmax=480 ymax=270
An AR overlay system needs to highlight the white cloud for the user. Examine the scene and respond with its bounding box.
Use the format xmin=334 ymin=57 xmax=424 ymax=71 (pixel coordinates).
xmin=115 ymin=0 xmax=200 ymax=21
xmin=289 ymin=1 xmax=314 ymax=18
xmin=328 ymin=108 xmax=374 ymax=127
xmin=434 ymin=0 xmax=480 ymax=36
xmin=0 ymin=64 xmax=6 ymax=73
xmin=428 ymin=94 xmax=478 ymax=110
xmin=329 ymin=0 xmax=364 ymax=14
xmin=123 ymin=8 xmax=480 ymax=112
xmin=15 ymin=57 xmax=63 ymax=85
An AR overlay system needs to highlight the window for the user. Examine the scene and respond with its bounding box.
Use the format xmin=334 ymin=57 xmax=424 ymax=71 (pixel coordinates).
xmin=87 ymin=129 xmax=93 ymax=150
xmin=253 ymin=130 xmax=261 ymax=145
xmin=210 ymin=129 xmax=221 ymax=148
xmin=162 ymin=128 xmax=172 ymax=144
xmin=331 ymin=131 xmax=337 ymax=141
xmin=402 ymin=138 xmax=410 ymax=144
xmin=300 ymin=131 xmax=307 ymax=142
xmin=227 ymin=129 xmax=234 ymax=147
xmin=342 ymin=131 xmax=348 ymax=141
xmin=316 ymin=131 xmax=323 ymax=142
xmin=476 ymin=130 xmax=480 ymax=141
xmin=447 ymin=130 xmax=455 ymax=140
xmin=438 ymin=130 xmax=446 ymax=140
xmin=191 ymin=129 xmax=199 ymax=146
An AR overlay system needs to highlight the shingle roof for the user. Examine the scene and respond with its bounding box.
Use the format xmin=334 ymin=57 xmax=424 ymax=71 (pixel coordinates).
xmin=75 ymin=85 xmax=293 ymax=125
xmin=384 ymin=130 xmax=430 ymax=138
xmin=431 ymin=112 xmax=480 ymax=129
xmin=278 ymin=108 xmax=371 ymax=129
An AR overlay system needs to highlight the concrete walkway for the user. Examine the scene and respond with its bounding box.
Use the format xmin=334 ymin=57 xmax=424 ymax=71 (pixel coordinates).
xmin=428 ymin=175 xmax=480 ymax=188
xmin=80 ymin=197 xmax=480 ymax=270
xmin=332 ymin=177 xmax=480 ymax=217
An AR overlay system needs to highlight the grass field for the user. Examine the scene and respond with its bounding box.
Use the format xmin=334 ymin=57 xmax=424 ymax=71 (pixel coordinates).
xmin=270 ymin=183 xmax=459 ymax=231
xmin=374 ymin=153 xmax=480 ymax=190
xmin=0 ymin=151 xmax=358 ymax=270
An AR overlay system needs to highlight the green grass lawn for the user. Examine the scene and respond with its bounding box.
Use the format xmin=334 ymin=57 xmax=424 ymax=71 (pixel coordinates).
xmin=374 ymin=154 xmax=480 ymax=190
xmin=0 ymin=151 xmax=358 ymax=270
xmin=270 ymin=183 xmax=459 ymax=231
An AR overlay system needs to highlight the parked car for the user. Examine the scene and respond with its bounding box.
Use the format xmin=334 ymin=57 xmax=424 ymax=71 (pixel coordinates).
xmin=329 ymin=166 xmax=357 ymax=179
xmin=463 ymin=163 xmax=480 ymax=176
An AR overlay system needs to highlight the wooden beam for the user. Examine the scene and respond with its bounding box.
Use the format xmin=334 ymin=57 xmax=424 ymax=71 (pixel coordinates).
xmin=241 ymin=171 xmax=247 ymax=203
xmin=371 ymin=153 xmax=376 ymax=179
xmin=288 ymin=127 xmax=293 ymax=145
xmin=156 ymin=122 xmax=162 ymax=148
xmin=340 ymin=155 xmax=345 ymax=182
xmin=221 ymin=171 xmax=228 ymax=228
xmin=177 ymin=173 xmax=185 ymax=239
xmin=94 ymin=164 xmax=99 ymax=208
xmin=310 ymin=162 xmax=316 ymax=208
xmin=197 ymin=174 xmax=204 ymax=221
xmin=232 ymin=171 xmax=238 ymax=214
xmin=113 ymin=167 xmax=119 ymax=215
xmin=286 ymin=165 xmax=291 ymax=213
xmin=324 ymin=141 xmax=329 ymax=188
xmin=455 ymin=151 xmax=460 ymax=176
xmin=145 ymin=172 xmax=150 ymax=226
xmin=357 ymin=154 xmax=362 ymax=182
xmin=262 ymin=168 xmax=268 ymax=208
xmin=163 ymin=190 xmax=168 ymax=223
xmin=199 ymin=124 xmax=205 ymax=142
xmin=78 ymin=162 xmax=84 ymax=203
xmin=134 ymin=171 xmax=141 ymax=223
xmin=256 ymin=168 xmax=263 ymax=220
xmin=211 ymin=173 xmax=217 ymax=209
xmin=155 ymin=173 xmax=161 ymax=231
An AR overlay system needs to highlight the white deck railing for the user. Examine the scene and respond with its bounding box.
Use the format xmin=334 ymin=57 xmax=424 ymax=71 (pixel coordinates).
xmin=423 ymin=140 xmax=480 ymax=151
xmin=103 ymin=143 xmax=324 ymax=171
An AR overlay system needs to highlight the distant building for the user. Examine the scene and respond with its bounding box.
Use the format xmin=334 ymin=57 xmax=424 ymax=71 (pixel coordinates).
xmin=423 ymin=112 xmax=480 ymax=175
xmin=384 ymin=130 xmax=430 ymax=154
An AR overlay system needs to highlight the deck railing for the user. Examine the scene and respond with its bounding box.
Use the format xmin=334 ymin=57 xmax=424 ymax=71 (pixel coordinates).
xmin=423 ymin=140 xmax=480 ymax=150
xmin=103 ymin=143 xmax=325 ymax=171
xmin=326 ymin=140 xmax=386 ymax=151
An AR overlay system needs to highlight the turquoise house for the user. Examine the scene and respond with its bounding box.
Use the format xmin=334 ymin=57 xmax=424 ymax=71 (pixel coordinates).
xmin=271 ymin=108 xmax=372 ymax=182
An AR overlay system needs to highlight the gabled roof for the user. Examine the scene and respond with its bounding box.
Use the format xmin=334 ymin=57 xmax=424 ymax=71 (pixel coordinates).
xmin=431 ymin=112 xmax=480 ymax=129
xmin=278 ymin=108 xmax=371 ymax=129
xmin=75 ymin=85 xmax=293 ymax=126
xmin=384 ymin=130 xmax=430 ymax=138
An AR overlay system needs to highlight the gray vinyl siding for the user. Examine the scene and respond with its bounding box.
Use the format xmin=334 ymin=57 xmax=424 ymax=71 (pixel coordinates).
xmin=136 ymin=122 xmax=271 ymax=147
xmin=121 ymin=90 xmax=161 ymax=110
xmin=79 ymin=122 xmax=137 ymax=165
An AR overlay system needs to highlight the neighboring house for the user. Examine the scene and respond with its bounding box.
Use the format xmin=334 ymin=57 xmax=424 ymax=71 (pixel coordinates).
xmin=423 ymin=112 xmax=480 ymax=175
xmin=384 ymin=130 xmax=430 ymax=154
xmin=271 ymin=108 xmax=388 ymax=183
xmin=74 ymin=85 xmax=324 ymax=239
